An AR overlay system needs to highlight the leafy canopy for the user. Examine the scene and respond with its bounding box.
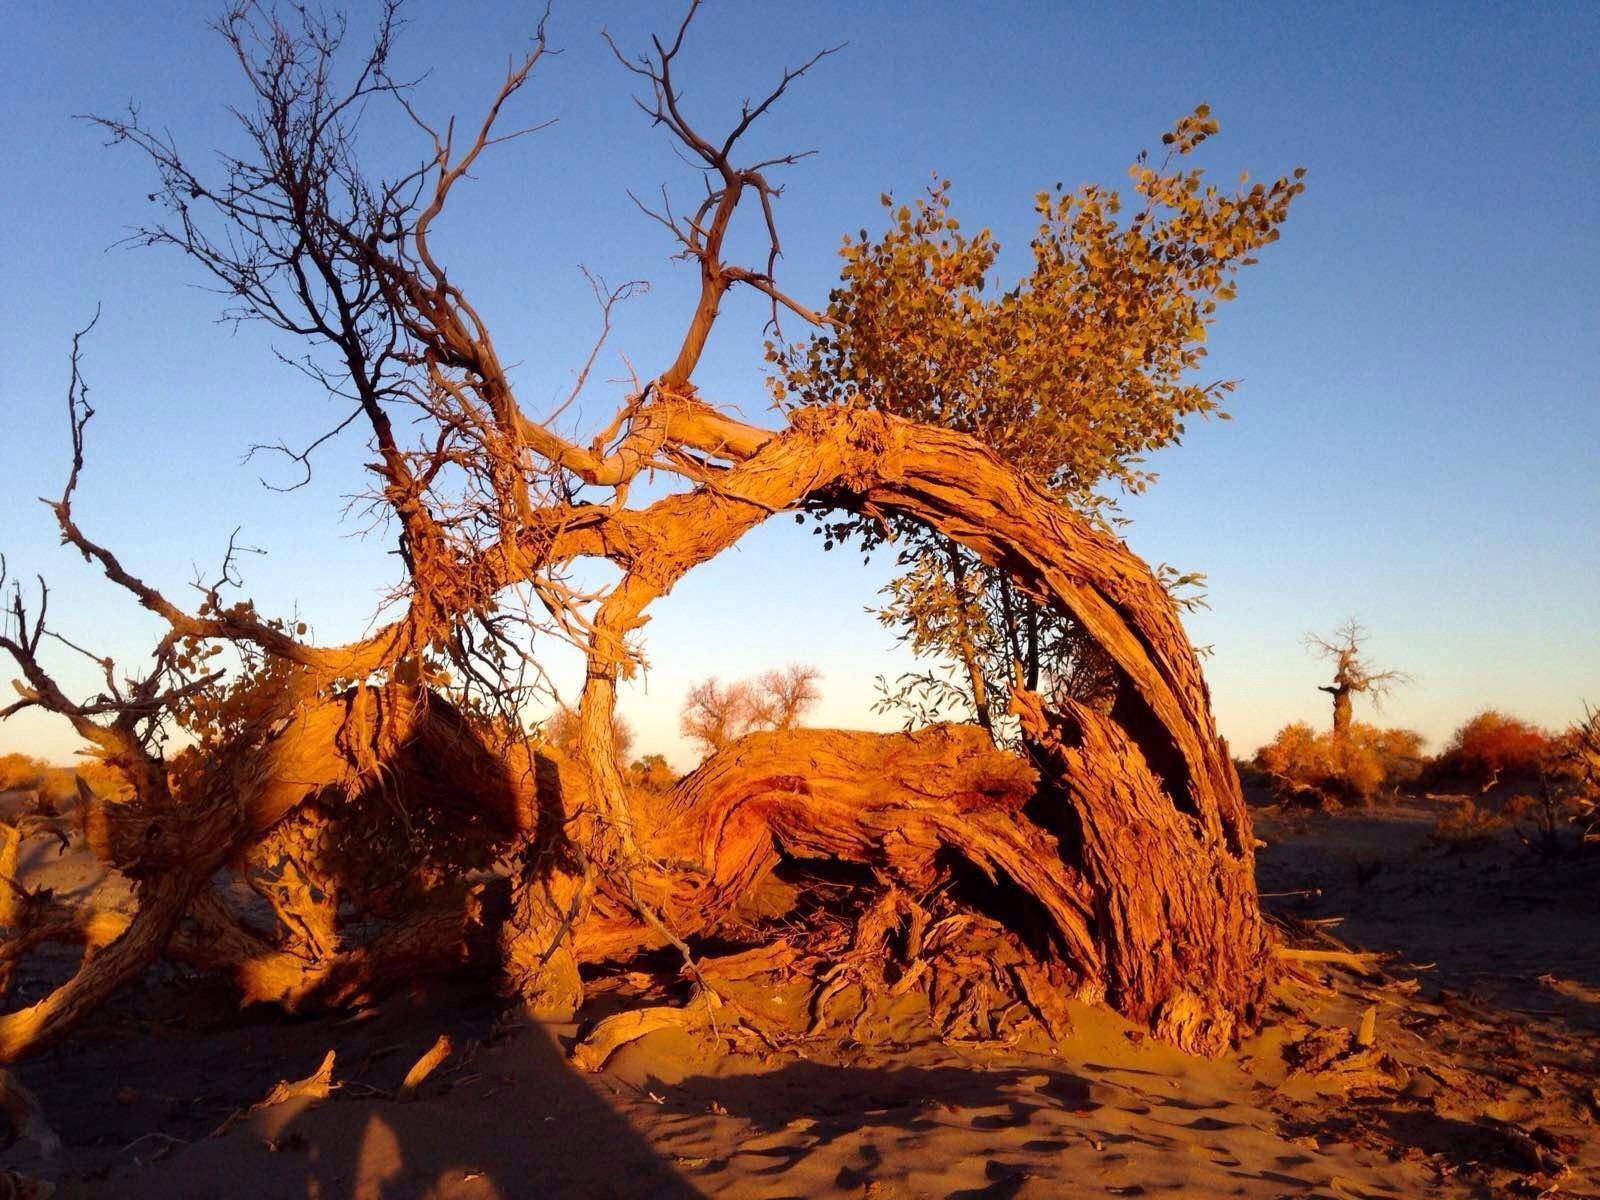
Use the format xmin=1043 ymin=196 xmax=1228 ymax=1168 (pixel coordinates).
xmin=771 ymin=109 xmax=1303 ymax=733
xmin=771 ymin=106 xmax=1305 ymax=515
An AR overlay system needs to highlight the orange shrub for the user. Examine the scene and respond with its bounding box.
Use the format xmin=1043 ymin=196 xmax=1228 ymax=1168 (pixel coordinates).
xmin=628 ymin=754 xmax=676 ymax=794
xmin=74 ymin=758 xmax=132 ymax=798
xmin=1254 ymin=722 xmax=1426 ymax=804
xmin=1429 ymin=710 xmax=1552 ymax=787
xmin=1429 ymin=799 xmax=1507 ymax=851
xmin=36 ymin=768 xmax=80 ymax=809
xmin=1254 ymin=723 xmax=1332 ymax=784
xmin=0 ymin=753 xmax=46 ymax=793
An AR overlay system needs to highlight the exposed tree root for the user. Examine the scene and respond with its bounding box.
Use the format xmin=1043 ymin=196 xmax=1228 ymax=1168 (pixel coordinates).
xmin=572 ymin=991 xmax=723 ymax=1073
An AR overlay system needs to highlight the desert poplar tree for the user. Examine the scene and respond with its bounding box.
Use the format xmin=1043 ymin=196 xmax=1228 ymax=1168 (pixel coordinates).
xmin=772 ymin=110 xmax=1304 ymax=737
xmin=1305 ymin=620 xmax=1409 ymax=743
xmin=0 ymin=4 xmax=1303 ymax=1060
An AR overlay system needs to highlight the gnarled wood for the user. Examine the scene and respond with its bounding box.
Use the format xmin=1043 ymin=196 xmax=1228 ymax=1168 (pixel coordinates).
xmin=1016 ymin=692 xmax=1268 ymax=1055
xmin=0 ymin=686 xmax=533 ymax=1061
xmin=642 ymin=725 xmax=1096 ymax=971
xmin=559 ymin=407 xmax=1267 ymax=1051
xmin=3 ymin=406 xmax=1266 ymax=1060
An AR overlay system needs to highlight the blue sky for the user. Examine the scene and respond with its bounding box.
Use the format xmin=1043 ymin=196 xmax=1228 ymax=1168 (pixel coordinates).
xmin=3 ymin=1 xmax=1597 ymax=769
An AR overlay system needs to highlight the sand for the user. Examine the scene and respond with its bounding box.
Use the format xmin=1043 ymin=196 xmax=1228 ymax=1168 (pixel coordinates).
xmin=2 ymin=793 xmax=1597 ymax=1198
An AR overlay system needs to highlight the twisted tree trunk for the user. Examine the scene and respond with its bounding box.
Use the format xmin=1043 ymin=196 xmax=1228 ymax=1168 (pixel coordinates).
xmin=1 ymin=408 xmax=1267 ymax=1060
xmin=557 ymin=408 xmax=1267 ymax=1053
xmin=0 ymin=686 xmax=530 ymax=1060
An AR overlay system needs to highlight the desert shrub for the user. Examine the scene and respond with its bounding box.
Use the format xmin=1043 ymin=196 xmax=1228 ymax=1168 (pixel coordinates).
xmin=628 ymin=754 xmax=676 ymax=794
xmin=1362 ymin=725 xmax=1427 ymax=788
xmin=75 ymin=758 xmax=132 ymax=798
xmin=1561 ymin=709 xmax=1600 ymax=844
xmin=0 ymin=756 xmax=88 ymax=816
xmin=1254 ymin=723 xmax=1330 ymax=785
xmin=1426 ymin=710 xmax=1552 ymax=789
xmin=1254 ymin=721 xmax=1427 ymax=805
xmin=36 ymin=767 xmax=80 ymax=809
xmin=0 ymin=753 xmax=46 ymax=793
xmin=1513 ymin=708 xmax=1600 ymax=851
xmin=1425 ymin=711 xmax=1600 ymax=856
xmin=1 ymin=753 xmax=135 ymax=803
xmin=1429 ymin=798 xmax=1507 ymax=852
xmin=538 ymin=704 xmax=634 ymax=762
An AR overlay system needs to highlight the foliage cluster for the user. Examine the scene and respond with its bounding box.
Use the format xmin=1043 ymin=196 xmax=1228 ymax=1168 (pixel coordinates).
xmin=627 ymin=754 xmax=676 ymax=795
xmin=771 ymin=111 xmax=1303 ymax=508
xmin=1423 ymin=710 xmax=1553 ymax=789
xmin=770 ymin=112 xmax=1304 ymax=738
xmin=1258 ymin=705 xmax=1600 ymax=852
xmin=0 ymin=752 xmax=128 ymax=807
xmin=1413 ymin=709 xmax=1600 ymax=852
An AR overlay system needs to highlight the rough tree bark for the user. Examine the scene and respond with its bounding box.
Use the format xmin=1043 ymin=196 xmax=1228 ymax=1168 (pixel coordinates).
xmin=0 ymin=405 xmax=1266 ymax=1062
xmin=595 ymin=724 xmax=1093 ymax=964
xmin=0 ymin=686 xmax=531 ymax=1058
xmin=548 ymin=406 xmax=1267 ymax=1054
xmin=1324 ymin=685 xmax=1354 ymax=743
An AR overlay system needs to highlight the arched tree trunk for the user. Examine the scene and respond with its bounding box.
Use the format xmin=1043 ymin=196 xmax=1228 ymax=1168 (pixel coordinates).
xmin=555 ymin=408 xmax=1267 ymax=1053
xmin=1013 ymin=693 xmax=1267 ymax=1053
xmin=2 ymin=408 xmax=1268 ymax=1060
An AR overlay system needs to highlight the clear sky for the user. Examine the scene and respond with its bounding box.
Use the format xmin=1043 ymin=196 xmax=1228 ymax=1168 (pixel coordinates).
xmin=3 ymin=1 xmax=1597 ymax=770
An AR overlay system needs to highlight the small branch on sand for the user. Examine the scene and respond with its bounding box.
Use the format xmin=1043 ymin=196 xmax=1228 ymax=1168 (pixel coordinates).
xmin=397 ymin=1034 xmax=454 ymax=1101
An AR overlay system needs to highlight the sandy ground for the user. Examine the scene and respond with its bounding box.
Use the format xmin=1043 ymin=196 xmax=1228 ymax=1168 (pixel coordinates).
xmin=2 ymin=794 xmax=1597 ymax=1199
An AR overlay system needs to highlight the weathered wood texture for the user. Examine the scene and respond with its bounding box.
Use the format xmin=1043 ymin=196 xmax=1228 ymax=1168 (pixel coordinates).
xmin=1 ymin=407 xmax=1266 ymax=1059
xmin=562 ymin=408 xmax=1267 ymax=1052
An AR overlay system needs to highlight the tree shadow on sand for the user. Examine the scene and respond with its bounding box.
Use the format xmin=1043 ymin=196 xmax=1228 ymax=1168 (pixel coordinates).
xmin=60 ymin=1017 xmax=702 ymax=1200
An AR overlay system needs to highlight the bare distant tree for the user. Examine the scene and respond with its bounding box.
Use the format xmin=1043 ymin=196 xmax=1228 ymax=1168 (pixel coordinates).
xmin=681 ymin=665 xmax=822 ymax=756
xmin=752 ymin=664 xmax=822 ymax=732
xmin=680 ymin=678 xmax=759 ymax=757
xmin=1305 ymin=620 xmax=1409 ymax=743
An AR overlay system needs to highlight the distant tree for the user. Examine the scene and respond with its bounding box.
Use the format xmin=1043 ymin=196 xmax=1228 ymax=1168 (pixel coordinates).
xmin=679 ymin=678 xmax=759 ymax=758
xmin=752 ymin=665 xmax=823 ymax=732
xmin=681 ymin=665 xmax=824 ymax=757
xmin=1305 ymin=620 xmax=1409 ymax=744
xmin=627 ymin=754 xmax=676 ymax=794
